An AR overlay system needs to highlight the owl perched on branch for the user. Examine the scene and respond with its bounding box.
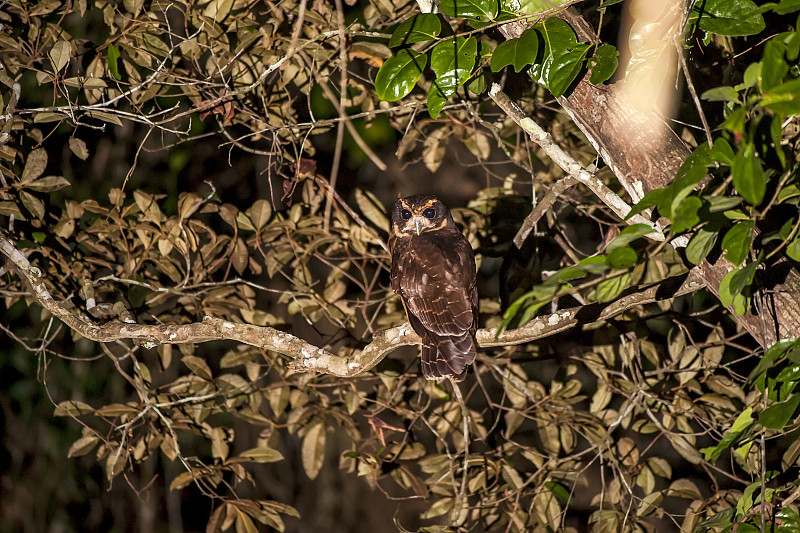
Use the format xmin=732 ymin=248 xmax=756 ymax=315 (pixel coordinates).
xmin=388 ymin=194 xmax=479 ymax=381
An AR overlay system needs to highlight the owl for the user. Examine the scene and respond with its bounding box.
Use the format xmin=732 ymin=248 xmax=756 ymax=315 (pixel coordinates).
xmin=388 ymin=194 xmax=479 ymax=381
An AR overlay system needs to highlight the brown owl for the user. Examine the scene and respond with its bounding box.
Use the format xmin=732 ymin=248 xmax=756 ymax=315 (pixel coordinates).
xmin=388 ymin=194 xmax=479 ymax=381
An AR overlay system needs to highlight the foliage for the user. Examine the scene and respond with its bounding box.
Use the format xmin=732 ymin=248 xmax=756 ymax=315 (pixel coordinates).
xmin=1 ymin=0 xmax=800 ymax=532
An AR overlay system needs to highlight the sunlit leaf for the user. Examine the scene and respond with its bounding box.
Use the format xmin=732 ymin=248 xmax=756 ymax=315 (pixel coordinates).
xmin=375 ymin=49 xmax=427 ymax=101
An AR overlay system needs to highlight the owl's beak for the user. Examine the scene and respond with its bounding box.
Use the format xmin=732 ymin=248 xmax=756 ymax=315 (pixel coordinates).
xmin=414 ymin=217 xmax=422 ymax=235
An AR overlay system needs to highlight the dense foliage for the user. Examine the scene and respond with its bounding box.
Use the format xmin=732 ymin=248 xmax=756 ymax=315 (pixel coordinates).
xmin=1 ymin=0 xmax=800 ymax=532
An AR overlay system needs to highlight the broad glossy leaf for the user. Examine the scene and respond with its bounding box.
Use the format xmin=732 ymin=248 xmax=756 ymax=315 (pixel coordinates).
xmin=388 ymin=14 xmax=442 ymax=47
xmin=695 ymin=0 xmax=766 ymax=36
xmin=732 ymin=143 xmax=767 ymax=206
xmin=375 ymin=49 xmax=427 ymax=101
xmin=530 ymin=18 xmax=588 ymax=97
xmin=700 ymin=408 xmax=753 ymax=463
xmin=439 ymin=0 xmax=498 ymax=20
xmin=588 ymin=44 xmax=618 ymax=84
xmin=428 ymin=69 xmax=472 ymax=118
xmin=490 ymin=28 xmax=538 ymax=73
xmin=430 ymin=36 xmax=477 ymax=76
xmin=428 ymin=37 xmax=477 ymax=118
xmin=721 ymin=221 xmax=754 ymax=265
xmin=517 ymin=0 xmax=555 ymax=14
xmin=686 ymin=227 xmax=719 ymax=264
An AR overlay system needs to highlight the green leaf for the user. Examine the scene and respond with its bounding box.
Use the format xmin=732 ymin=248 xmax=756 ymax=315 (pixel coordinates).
xmin=491 ymin=28 xmax=539 ymax=73
xmin=514 ymin=0 xmax=556 ymax=14
xmin=530 ymin=18 xmax=588 ymax=98
xmin=626 ymin=189 xmax=665 ymax=220
xmin=595 ymin=272 xmax=631 ymax=303
xmin=606 ymin=246 xmax=638 ymax=269
xmin=548 ymin=43 xmax=591 ymax=97
xmin=759 ymin=394 xmax=800 ymax=429
xmin=700 ymin=408 xmax=753 ymax=463
xmin=729 ymin=258 xmax=759 ymax=295
xmin=787 ymin=235 xmax=800 ymax=261
xmin=588 ymin=44 xmax=618 ymax=84
xmin=750 ymin=339 xmax=800 ymax=381
xmin=428 ymin=36 xmax=477 ymax=118
xmin=107 ymin=43 xmax=121 ymax=81
xmin=606 ymin=223 xmax=660 ymax=252
xmin=388 ymin=14 xmax=442 ymax=47
xmin=49 ymin=40 xmax=70 ymax=73
xmin=430 ymin=36 xmax=478 ymax=76
xmin=721 ymin=221 xmax=755 ymax=265
xmin=670 ymin=196 xmax=702 ymax=234
xmin=375 ymin=49 xmax=428 ymax=102
xmin=761 ymin=78 xmax=800 ymax=115
xmin=709 ymin=137 xmax=735 ymax=166
xmin=439 ymin=0 xmax=498 ymax=20
xmin=776 ymin=0 xmax=800 ymax=13
xmin=706 ymin=196 xmax=742 ymax=212
xmin=701 ymin=86 xmax=739 ymax=102
xmin=761 ymin=40 xmax=789 ymax=92
xmin=695 ymin=0 xmax=766 ymax=36
xmin=686 ymin=227 xmax=719 ymax=264
xmin=732 ymin=143 xmax=767 ymax=206
xmin=719 ymin=258 xmax=759 ymax=314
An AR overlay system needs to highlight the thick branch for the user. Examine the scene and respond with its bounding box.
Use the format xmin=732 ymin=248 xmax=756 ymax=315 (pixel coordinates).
xmin=1 ymin=232 xmax=702 ymax=377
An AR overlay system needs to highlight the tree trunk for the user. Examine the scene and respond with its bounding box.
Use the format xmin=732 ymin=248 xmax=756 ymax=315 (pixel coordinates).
xmin=498 ymin=10 xmax=800 ymax=347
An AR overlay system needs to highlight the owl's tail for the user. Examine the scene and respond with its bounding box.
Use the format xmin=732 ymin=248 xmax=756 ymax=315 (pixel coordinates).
xmin=420 ymin=332 xmax=477 ymax=382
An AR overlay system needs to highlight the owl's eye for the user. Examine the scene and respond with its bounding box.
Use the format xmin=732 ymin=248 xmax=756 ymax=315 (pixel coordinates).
xmin=400 ymin=209 xmax=412 ymax=220
xmin=423 ymin=208 xmax=436 ymax=219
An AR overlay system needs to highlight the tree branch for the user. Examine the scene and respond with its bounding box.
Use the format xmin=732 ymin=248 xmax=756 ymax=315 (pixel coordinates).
xmin=487 ymin=84 xmax=665 ymax=247
xmin=0 ymin=232 xmax=704 ymax=378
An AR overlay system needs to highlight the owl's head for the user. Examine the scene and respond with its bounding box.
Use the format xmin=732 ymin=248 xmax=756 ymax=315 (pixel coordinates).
xmin=391 ymin=194 xmax=451 ymax=236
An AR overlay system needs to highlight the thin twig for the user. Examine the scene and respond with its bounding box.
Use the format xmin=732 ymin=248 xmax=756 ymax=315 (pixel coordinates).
xmin=487 ymin=84 xmax=665 ymax=248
